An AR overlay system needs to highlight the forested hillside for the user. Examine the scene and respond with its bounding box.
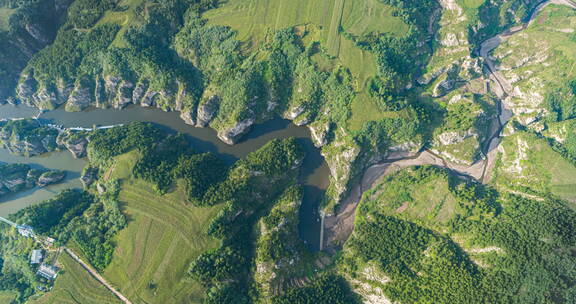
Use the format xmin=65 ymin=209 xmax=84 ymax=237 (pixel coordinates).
xmin=1 ymin=0 xmax=576 ymax=303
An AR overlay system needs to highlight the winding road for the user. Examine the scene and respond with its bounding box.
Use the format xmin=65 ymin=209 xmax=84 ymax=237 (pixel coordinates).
xmin=323 ymin=0 xmax=576 ymax=249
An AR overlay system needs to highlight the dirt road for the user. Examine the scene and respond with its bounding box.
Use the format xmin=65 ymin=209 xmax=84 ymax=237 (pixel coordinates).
xmin=64 ymin=248 xmax=133 ymax=304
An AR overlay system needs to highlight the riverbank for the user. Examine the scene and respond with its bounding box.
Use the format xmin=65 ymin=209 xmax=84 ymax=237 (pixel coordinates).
xmin=0 ymin=104 xmax=330 ymax=249
xmin=323 ymin=0 xmax=576 ymax=250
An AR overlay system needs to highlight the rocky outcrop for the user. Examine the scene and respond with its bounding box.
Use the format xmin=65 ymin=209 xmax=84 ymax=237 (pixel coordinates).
xmin=179 ymin=110 xmax=196 ymax=126
xmin=0 ymin=119 xmax=59 ymax=157
xmin=196 ymin=95 xmax=219 ymax=127
xmin=115 ymin=80 xmax=135 ymax=109
xmin=0 ymin=163 xmax=66 ymax=197
xmin=80 ymin=167 xmax=98 ymax=188
xmin=56 ymin=130 xmax=89 ymax=158
xmin=309 ymin=122 xmax=330 ymax=148
xmin=37 ymin=170 xmax=66 ymax=187
xmin=217 ymin=118 xmax=255 ymax=145
xmin=132 ymin=80 xmax=149 ymax=105
xmin=65 ymin=81 xmax=94 ymax=111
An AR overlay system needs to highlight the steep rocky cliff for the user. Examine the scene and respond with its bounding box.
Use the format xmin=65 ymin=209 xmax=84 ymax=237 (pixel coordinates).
xmin=0 ymin=162 xmax=66 ymax=197
xmin=0 ymin=0 xmax=73 ymax=102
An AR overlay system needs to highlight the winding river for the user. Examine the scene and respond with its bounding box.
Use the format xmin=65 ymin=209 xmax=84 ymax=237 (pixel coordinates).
xmin=0 ymin=104 xmax=329 ymax=250
xmin=1 ymin=0 xmax=574 ymax=252
xmin=323 ymin=0 xmax=576 ymax=248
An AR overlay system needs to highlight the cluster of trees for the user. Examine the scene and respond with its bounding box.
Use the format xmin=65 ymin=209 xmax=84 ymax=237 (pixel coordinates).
xmin=61 ymin=180 xmax=127 ymax=271
xmin=132 ymin=132 xmax=228 ymax=202
xmin=175 ymin=15 xmax=355 ymax=131
xmin=0 ymin=0 xmax=68 ymax=102
xmin=256 ymin=185 xmax=306 ymax=269
xmin=173 ymin=152 xmax=227 ymax=203
xmin=189 ymin=138 xmax=305 ymax=303
xmin=471 ymin=0 xmax=543 ymax=47
xmin=544 ymin=81 xmax=576 ymax=123
xmin=133 ymin=133 xmax=192 ymax=193
xmin=0 ymin=181 xmax=127 ymax=301
xmin=26 ymin=23 xmax=119 ymax=84
xmin=64 ymin=0 xmax=118 ymax=30
xmin=87 ymin=122 xmax=164 ymax=166
xmin=273 ymin=274 xmax=359 ymax=304
xmin=11 ymin=189 xmax=93 ymax=236
xmin=8 ymin=183 xmax=127 ymax=272
xmin=0 ymin=119 xmax=58 ymax=149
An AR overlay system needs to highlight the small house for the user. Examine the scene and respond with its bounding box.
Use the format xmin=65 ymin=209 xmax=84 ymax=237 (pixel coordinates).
xmin=30 ymin=249 xmax=43 ymax=264
xmin=17 ymin=225 xmax=34 ymax=238
xmin=44 ymin=237 xmax=56 ymax=246
xmin=37 ymin=264 xmax=59 ymax=280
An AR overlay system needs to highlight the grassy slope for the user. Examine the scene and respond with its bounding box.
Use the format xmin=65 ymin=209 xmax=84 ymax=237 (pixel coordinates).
xmin=96 ymin=0 xmax=147 ymax=47
xmin=0 ymin=291 xmax=17 ymax=304
xmin=493 ymin=5 xmax=576 ymax=120
xmin=204 ymin=0 xmax=410 ymax=131
xmin=0 ymin=7 xmax=15 ymax=31
xmin=360 ymin=167 xmax=461 ymax=230
xmin=100 ymin=151 xmax=222 ymax=304
xmin=492 ymin=131 xmax=576 ymax=204
xmin=28 ymin=252 xmax=121 ymax=304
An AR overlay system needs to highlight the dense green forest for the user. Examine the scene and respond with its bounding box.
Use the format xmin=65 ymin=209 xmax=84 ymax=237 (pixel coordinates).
xmin=342 ymin=166 xmax=576 ymax=303
xmin=2 ymin=0 xmax=576 ymax=303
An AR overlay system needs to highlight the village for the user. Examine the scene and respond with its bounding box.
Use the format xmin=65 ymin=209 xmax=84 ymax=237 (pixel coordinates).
xmin=1 ymin=216 xmax=60 ymax=286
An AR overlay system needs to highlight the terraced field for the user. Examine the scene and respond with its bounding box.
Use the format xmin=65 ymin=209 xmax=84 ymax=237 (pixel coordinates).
xmin=204 ymin=0 xmax=406 ymax=81
xmin=29 ymin=252 xmax=121 ymax=304
xmin=102 ymin=178 xmax=221 ymax=304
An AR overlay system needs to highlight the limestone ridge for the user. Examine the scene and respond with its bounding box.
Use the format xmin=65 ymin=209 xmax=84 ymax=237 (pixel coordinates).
xmin=0 ymin=119 xmax=89 ymax=158
xmin=0 ymin=163 xmax=66 ymax=197
xmin=0 ymin=0 xmax=73 ymax=102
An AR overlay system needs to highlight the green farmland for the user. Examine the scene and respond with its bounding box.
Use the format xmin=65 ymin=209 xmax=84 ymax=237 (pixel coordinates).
xmin=28 ymin=252 xmax=121 ymax=304
xmin=204 ymin=0 xmax=411 ymax=131
xmin=100 ymin=153 xmax=221 ymax=304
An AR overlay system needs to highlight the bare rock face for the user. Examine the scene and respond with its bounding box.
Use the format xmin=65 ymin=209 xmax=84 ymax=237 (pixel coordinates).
xmin=180 ymin=110 xmax=196 ymax=126
xmin=65 ymin=81 xmax=93 ymax=111
xmin=309 ymin=122 xmax=330 ymax=148
xmin=95 ymin=76 xmax=106 ymax=108
xmin=284 ymin=105 xmax=306 ymax=120
xmin=0 ymin=164 xmax=66 ymax=196
xmin=33 ymin=86 xmax=60 ymax=109
xmin=104 ymin=75 xmax=121 ymax=106
xmin=26 ymin=169 xmax=43 ymax=188
xmin=217 ymin=118 xmax=255 ymax=145
xmin=196 ymin=95 xmax=219 ymax=127
xmin=0 ymin=164 xmax=29 ymax=193
xmin=80 ymin=167 xmax=98 ymax=188
xmin=0 ymin=119 xmax=59 ymax=156
xmin=132 ymin=80 xmax=149 ymax=105
xmin=141 ymin=91 xmax=158 ymax=107
xmin=115 ymin=80 xmax=135 ymax=109
xmin=56 ymin=130 xmax=89 ymax=158
xmin=37 ymin=170 xmax=66 ymax=187
xmin=56 ymin=79 xmax=74 ymax=105
xmin=17 ymin=73 xmax=38 ymax=104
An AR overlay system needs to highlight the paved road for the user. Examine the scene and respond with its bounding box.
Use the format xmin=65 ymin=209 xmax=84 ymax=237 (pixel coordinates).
xmin=64 ymin=248 xmax=133 ymax=304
